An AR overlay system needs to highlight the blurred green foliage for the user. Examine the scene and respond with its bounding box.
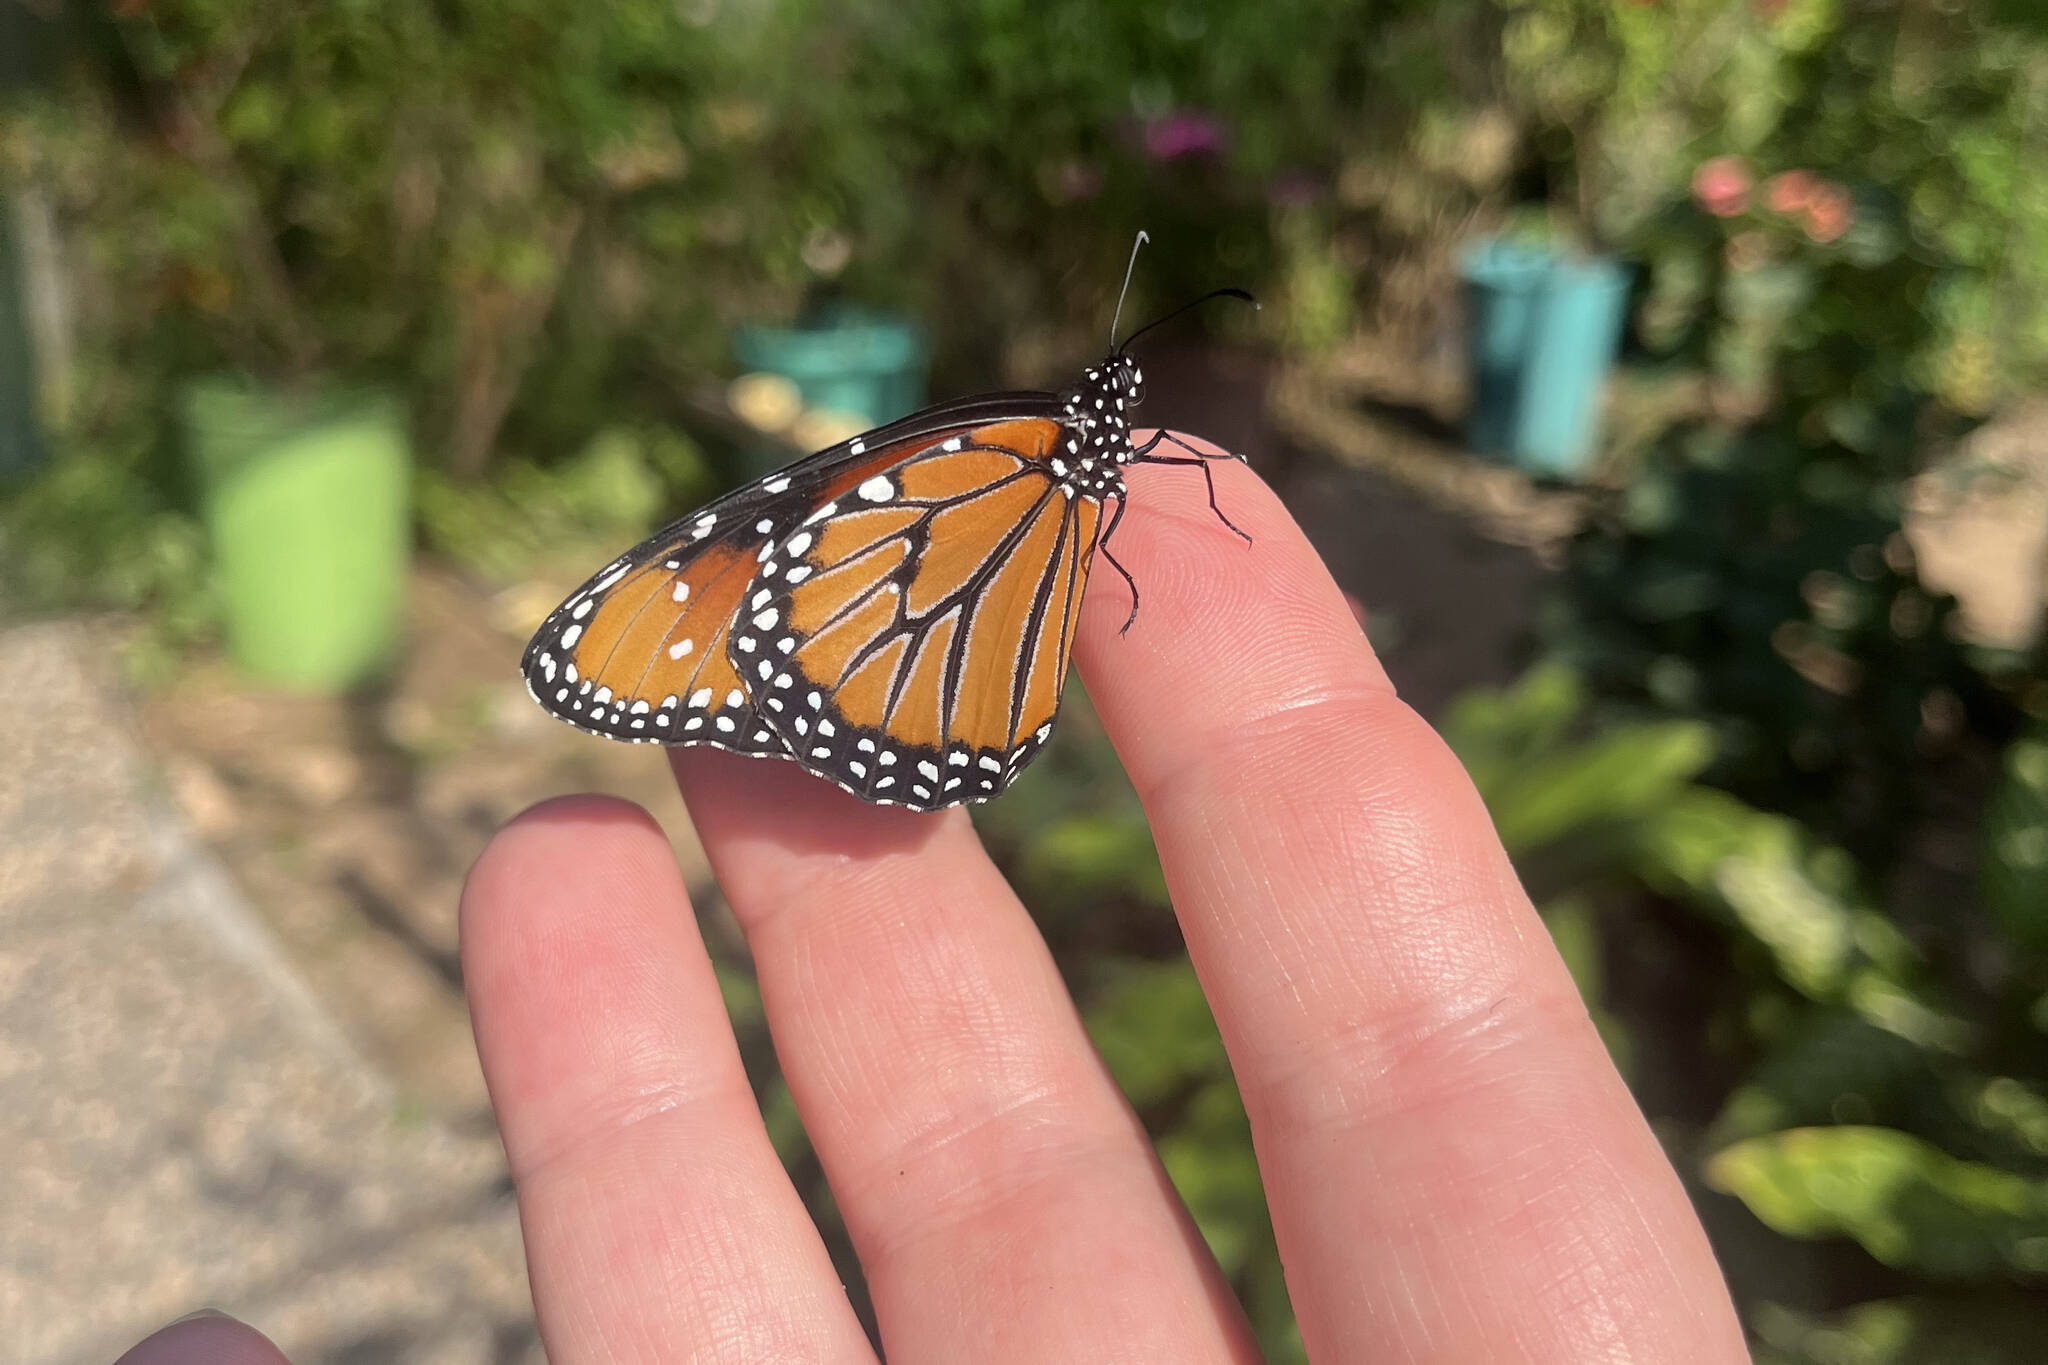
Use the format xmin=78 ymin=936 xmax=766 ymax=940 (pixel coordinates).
xmin=1707 ymin=1126 xmax=2048 ymax=1278
xmin=416 ymin=423 xmax=717 ymax=585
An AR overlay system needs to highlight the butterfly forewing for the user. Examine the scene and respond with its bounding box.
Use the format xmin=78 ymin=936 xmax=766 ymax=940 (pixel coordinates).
xmin=523 ymin=417 xmax=997 ymax=755
xmin=732 ymin=416 xmax=1104 ymax=809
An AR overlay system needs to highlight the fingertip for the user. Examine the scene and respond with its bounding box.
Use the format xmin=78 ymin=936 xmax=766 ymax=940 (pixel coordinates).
xmin=118 ymin=1314 xmax=290 ymax=1365
xmin=459 ymin=794 xmax=670 ymax=944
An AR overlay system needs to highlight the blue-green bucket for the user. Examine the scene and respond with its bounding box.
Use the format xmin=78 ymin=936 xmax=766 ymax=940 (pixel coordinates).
xmin=1460 ymin=240 xmax=1630 ymax=478
xmin=732 ymin=306 xmax=929 ymax=431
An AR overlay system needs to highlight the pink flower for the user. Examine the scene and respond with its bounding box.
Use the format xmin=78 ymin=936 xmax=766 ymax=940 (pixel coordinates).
xmin=1142 ymin=109 xmax=1229 ymax=163
xmin=1765 ymin=170 xmax=1817 ymax=215
xmin=1692 ymin=155 xmax=1753 ymax=218
xmin=1804 ymin=183 xmax=1853 ymax=243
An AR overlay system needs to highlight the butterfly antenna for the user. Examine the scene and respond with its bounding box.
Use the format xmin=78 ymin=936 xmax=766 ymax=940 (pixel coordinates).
xmin=1116 ymin=287 xmax=1256 ymax=356
xmin=1109 ymin=230 xmax=1151 ymax=351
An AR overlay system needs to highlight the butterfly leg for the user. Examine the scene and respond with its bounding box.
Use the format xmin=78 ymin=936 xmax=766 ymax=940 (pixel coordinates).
xmin=1096 ymin=493 xmax=1142 ymax=635
xmin=1133 ymin=443 xmax=1254 ymax=545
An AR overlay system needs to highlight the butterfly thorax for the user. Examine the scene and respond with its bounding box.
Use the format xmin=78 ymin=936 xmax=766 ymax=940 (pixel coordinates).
xmin=1052 ymin=355 xmax=1144 ymax=500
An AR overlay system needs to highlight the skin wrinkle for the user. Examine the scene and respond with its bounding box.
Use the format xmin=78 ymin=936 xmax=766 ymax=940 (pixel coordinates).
xmin=519 ymin=1077 xmax=861 ymax=1365
xmin=1267 ymin=1022 xmax=1693 ymax=1365
xmin=858 ymin=1115 xmax=1160 ymax=1266
xmin=1121 ymin=682 xmax=1395 ymax=817
xmin=1238 ymin=982 xmax=1592 ymax=1143
xmin=757 ymin=874 xmax=1081 ymax=1154
xmin=508 ymin=1071 xmax=738 ymax=1188
xmin=1154 ymin=728 xmax=1541 ymax=1102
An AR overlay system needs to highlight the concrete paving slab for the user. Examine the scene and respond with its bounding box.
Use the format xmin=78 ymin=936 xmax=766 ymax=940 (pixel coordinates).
xmin=0 ymin=623 xmax=538 ymax=1365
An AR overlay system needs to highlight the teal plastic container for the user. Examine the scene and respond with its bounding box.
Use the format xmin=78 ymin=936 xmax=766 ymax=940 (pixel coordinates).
xmin=183 ymin=380 xmax=410 ymax=691
xmin=732 ymin=306 xmax=929 ymax=429
xmin=1460 ymin=240 xmax=1630 ymax=478
xmin=1459 ymin=240 xmax=1552 ymax=459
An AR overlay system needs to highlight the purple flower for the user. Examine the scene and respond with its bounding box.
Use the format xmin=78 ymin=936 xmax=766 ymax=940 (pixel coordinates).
xmin=1142 ymin=109 xmax=1229 ymax=163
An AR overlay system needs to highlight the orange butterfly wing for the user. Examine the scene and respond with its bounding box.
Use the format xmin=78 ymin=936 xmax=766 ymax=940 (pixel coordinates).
xmin=523 ymin=419 xmax=998 ymax=755
xmin=734 ymin=418 xmax=1104 ymax=807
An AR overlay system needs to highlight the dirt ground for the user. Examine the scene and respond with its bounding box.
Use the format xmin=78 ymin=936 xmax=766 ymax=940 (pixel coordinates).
xmin=132 ymin=343 xmax=1564 ymax=1120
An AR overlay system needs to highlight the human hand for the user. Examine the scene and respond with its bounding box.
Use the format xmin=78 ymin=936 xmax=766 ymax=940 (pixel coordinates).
xmin=127 ymin=434 xmax=1746 ymax=1364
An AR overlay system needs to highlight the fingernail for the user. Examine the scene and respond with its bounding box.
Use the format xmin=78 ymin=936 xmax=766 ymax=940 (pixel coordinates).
xmin=170 ymin=1309 xmax=232 ymax=1326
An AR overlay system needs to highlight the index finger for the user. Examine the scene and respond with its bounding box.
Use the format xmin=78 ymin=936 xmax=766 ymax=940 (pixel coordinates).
xmin=1075 ymin=433 xmax=1746 ymax=1364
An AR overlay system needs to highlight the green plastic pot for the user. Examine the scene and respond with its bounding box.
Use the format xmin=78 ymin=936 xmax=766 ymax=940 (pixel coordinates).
xmin=183 ymin=380 xmax=410 ymax=691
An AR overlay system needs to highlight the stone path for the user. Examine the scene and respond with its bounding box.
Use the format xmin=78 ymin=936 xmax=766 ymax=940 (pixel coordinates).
xmin=0 ymin=623 xmax=539 ymax=1365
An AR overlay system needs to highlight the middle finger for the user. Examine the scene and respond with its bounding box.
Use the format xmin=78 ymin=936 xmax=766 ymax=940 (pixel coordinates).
xmin=673 ymin=749 xmax=1259 ymax=1365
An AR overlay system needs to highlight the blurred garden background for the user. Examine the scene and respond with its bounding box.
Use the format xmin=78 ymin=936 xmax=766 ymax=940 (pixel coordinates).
xmin=4 ymin=0 xmax=2048 ymax=1361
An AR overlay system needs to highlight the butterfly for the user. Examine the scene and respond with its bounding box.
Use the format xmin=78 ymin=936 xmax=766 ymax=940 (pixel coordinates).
xmin=522 ymin=247 xmax=1251 ymax=811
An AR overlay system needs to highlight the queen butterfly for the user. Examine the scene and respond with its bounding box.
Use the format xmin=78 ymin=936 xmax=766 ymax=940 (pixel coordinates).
xmin=522 ymin=251 xmax=1251 ymax=811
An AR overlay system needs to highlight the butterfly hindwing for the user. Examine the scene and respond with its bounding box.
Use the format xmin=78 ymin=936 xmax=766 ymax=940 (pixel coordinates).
xmin=521 ymin=503 xmax=785 ymax=753
xmin=734 ymin=417 xmax=1104 ymax=810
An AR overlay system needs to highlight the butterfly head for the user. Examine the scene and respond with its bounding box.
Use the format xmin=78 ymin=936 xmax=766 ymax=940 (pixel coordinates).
xmin=1114 ymin=354 xmax=1145 ymax=408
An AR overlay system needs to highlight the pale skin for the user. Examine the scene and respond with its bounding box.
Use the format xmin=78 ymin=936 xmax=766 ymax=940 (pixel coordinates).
xmin=124 ymin=435 xmax=1749 ymax=1365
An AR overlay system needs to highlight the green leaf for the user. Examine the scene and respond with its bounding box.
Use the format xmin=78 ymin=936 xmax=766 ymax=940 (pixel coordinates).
xmin=1752 ymin=1295 xmax=2048 ymax=1365
xmin=1441 ymin=660 xmax=1584 ymax=795
xmin=1707 ymin=1127 xmax=2048 ymax=1278
xmin=1708 ymin=1013 xmax=1930 ymax=1150
xmin=1481 ymin=719 xmax=1715 ymax=855
xmin=1983 ymin=727 xmax=2048 ymax=957
xmin=1085 ymin=960 xmax=1227 ymax=1108
xmin=1634 ymin=790 xmax=1970 ymax=1050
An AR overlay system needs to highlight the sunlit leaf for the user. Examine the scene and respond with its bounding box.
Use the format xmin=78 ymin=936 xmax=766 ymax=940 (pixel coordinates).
xmin=1481 ymin=719 xmax=1714 ymax=855
xmin=1707 ymin=1126 xmax=2048 ymax=1278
